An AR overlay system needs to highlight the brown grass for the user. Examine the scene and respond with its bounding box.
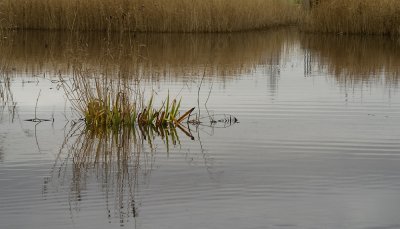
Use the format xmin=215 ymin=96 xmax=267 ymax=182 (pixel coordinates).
xmin=303 ymin=0 xmax=400 ymax=35
xmin=0 ymin=0 xmax=300 ymax=32
xmin=1 ymin=0 xmax=400 ymax=35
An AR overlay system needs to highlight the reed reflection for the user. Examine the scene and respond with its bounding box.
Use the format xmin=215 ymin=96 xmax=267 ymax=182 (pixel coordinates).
xmin=47 ymin=119 xmax=223 ymax=225
xmin=0 ymin=75 xmax=16 ymax=121
xmin=2 ymin=30 xmax=400 ymax=90
xmin=0 ymin=30 xmax=293 ymax=79
xmin=51 ymin=124 xmax=165 ymax=223
xmin=0 ymin=136 xmax=3 ymax=162
xmin=301 ymin=34 xmax=400 ymax=86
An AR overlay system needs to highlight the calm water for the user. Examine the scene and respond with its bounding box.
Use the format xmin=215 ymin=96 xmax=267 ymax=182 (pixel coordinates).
xmin=1 ymin=29 xmax=400 ymax=229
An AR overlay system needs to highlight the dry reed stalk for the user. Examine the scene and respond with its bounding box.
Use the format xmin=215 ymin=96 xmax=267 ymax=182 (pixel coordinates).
xmin=61 ymin=68 xmax=195 ymax=130
xmin=303 ymin=0 xmax=400 ymax=35
xmin=0 ymin=0 xmax=300 ymax=32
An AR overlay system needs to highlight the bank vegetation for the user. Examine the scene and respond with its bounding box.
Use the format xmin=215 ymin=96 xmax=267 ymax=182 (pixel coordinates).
xmin=0 ymin=0 xmax=299 ymax=32
xmin=304 ymin=0 xmax=400 ymax=35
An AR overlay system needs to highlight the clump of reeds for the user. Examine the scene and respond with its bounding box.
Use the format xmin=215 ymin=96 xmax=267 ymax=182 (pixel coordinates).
xmin=61 ymin=71 xmax=194 ymax=130
xmin=303 ymin=0 xmax=400 ymax=35
xmin=0 ymin=0 xmax=300 ymax=32
xmin=137 ymin=94 xmax=195 ymax=127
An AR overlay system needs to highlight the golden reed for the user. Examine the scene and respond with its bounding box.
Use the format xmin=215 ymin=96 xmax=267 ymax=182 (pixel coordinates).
xmin=1 ymin=0 xmax=399 ymax=35
xmin=0 ymin=0 xmax=299 ymax=32
xmin=303 ymin=0 xmax=400 ymax=35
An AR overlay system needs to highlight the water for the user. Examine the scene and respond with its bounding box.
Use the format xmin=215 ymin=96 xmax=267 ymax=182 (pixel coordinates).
xmin=1 ymin=29 xmax=400 ymax=229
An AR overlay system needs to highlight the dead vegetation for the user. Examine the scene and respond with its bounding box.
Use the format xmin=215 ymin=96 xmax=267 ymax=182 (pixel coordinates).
xmin=303 ymin=0 xmax=400 ymax=35
xmin=0 ymin=0 xmax=300 ymax=32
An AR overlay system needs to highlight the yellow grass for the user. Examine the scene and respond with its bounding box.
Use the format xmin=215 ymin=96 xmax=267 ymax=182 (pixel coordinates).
xmin=303 ymin=0 xmax=400 ymax=35
xmin=1 ymin=0 xmax=400 ymax=35
xmin=0 ymin=0 xmax=300 ymax=32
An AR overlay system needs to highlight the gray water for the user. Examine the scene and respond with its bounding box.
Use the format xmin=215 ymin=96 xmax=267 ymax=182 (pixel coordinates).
xmin=1 ymin=29 xmax=400 ymax=229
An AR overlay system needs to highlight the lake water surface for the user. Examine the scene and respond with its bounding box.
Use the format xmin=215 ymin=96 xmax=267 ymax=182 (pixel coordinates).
xmin=1 ymin=29 xmax=400 ymax=229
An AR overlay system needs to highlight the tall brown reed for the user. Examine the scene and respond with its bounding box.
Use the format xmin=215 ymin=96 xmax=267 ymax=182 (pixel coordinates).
xmin=0 ymin=0 xmax=300 ymax=32
xmin=303 ymin=0 xmax=400 ymax=35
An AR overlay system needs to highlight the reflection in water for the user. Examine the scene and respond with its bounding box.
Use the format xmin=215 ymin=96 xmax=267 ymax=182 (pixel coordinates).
xmin=300 ymin=34 xmax=400 ymax=86
xmin=47 ymin=122 xmax=213 ymax=225
xmin=0 ymin=30 xmax=293 ymax=79
xmin=0 ymin=75 xmax=16 ymax=121
xmin=0 ymin=76 xmax=11 ymax=104
xmin=1 ymin=30 xmax=399 ymax=89
xmin=50 ymin=124 xmax=156 ymax=223
xmin=0 ymin=134 xmax=3 ymax=162
xmin=1 ymin=30 xmax=400 ymax=229
xmin=266 ymin=65 xmax=280 ymax=96
xmin=1 ymin=30 xmax=399 ymax=92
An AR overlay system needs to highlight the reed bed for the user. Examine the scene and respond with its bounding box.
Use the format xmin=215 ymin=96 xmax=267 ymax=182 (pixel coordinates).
xmin=303 ymin=0 xmax=400 ymax=35
xmin=2 ymin=0 xmax=400 ymax=35
xmin=0 ymin=0 xmax=300 ymax=32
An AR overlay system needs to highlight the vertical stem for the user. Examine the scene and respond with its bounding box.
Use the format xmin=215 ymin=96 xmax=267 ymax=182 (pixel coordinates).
xmin=35 ymin=89 xmax=42 ymax=120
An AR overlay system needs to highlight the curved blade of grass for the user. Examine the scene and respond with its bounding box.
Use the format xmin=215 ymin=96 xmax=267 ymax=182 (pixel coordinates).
xmin=176 ymin=107 xmax=195 ymax=124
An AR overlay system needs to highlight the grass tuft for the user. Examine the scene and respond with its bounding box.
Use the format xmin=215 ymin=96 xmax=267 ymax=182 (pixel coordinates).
xmin=61 ymin=71 xmax=195 ymax=130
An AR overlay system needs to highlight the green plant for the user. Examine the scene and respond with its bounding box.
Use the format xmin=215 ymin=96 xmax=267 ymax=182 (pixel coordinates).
xmin=61 ymin=71 xmax=195 ymax=130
